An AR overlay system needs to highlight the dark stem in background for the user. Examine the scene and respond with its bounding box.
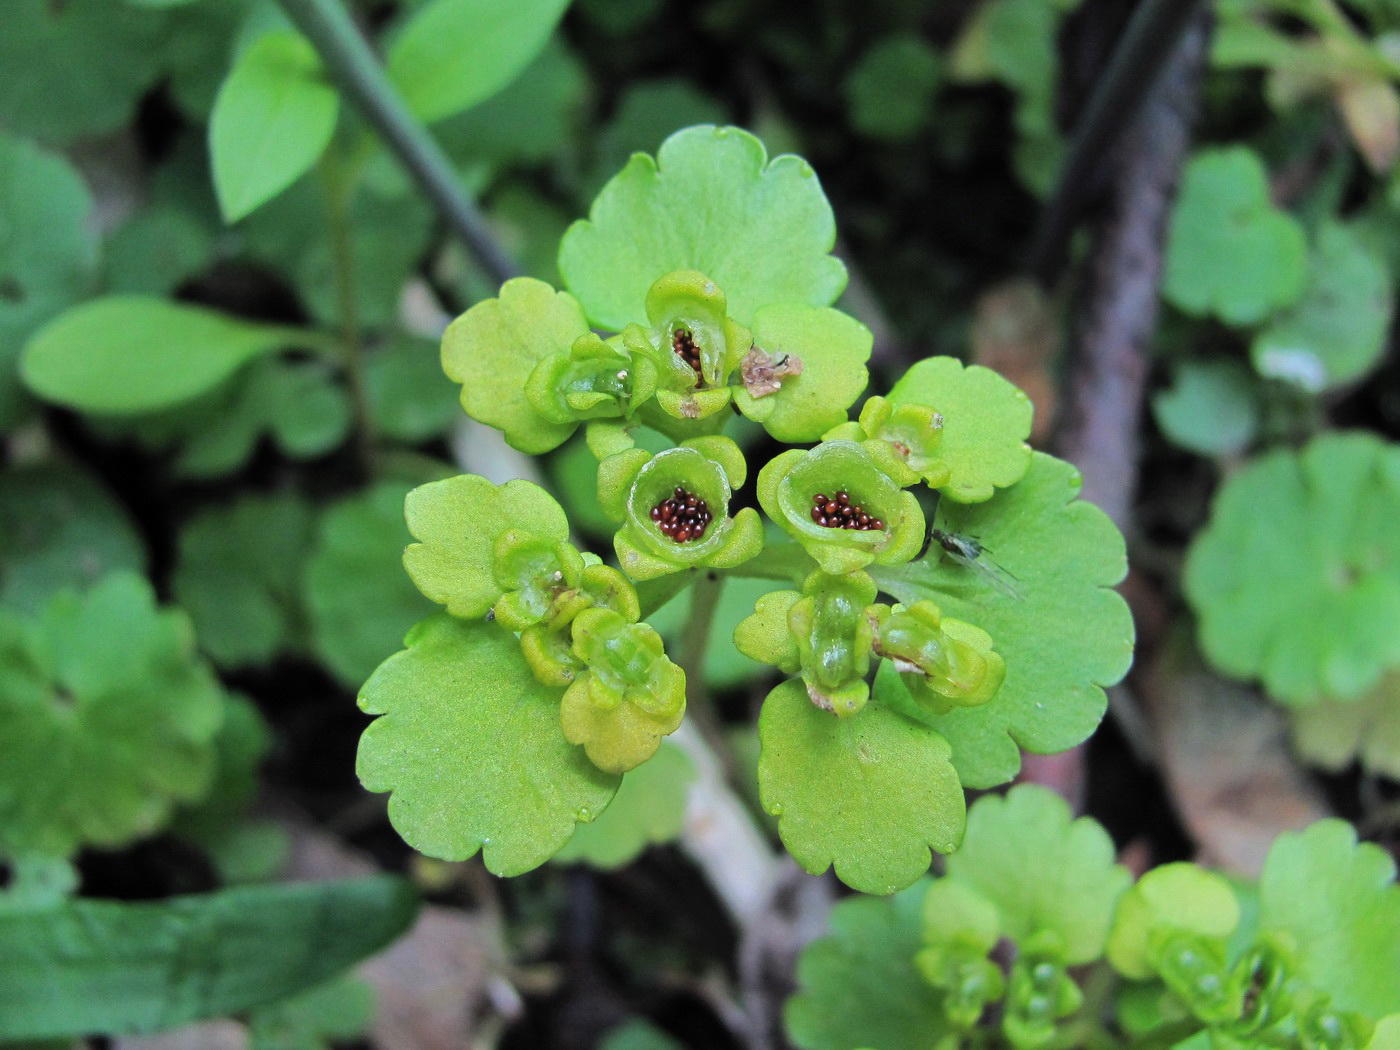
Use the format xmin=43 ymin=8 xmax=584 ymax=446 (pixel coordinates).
xmin=274 ymin=0 xmax=521 ymax=286
xmin=1028 ymin=0 xmax=1209 ymax=287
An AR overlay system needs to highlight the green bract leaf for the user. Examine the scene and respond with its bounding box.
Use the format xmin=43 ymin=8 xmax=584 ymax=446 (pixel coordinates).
xmin=1251 ymin=222 xmax=1394 ymax=392
xmin=946 ymin=784 xmax=1131 ymax=965
xmin=871 ymin=453 xmax=1133 ymax=787
xmin=0 ymin=572 xmax=224 ymax=858
xmin=0 ymin=133 xmax=97 ymax=432
xmin=559 ymin=125 xmax=848 ymax=330
xmin=845 ymin=34 xmax=942 ymax=141
xmin=358 ymin=615 xmax=620 ymax=874
xmin=1258 ymin=821 xmax=1400 ymax=1020
xmin=21 ymin=297 xmax=301 ymax=416
xmin=441 ymin=277 xmax=592 ymax=453
xmin=757 ymin=678 xmax=964 ymax=894
xmin=209 ymin=30 xmax=339 ymax=222
xmin=0 ymin=876 xmax=416 ymax=1041
xmin=733 ymin=304 xmax=872 ymax=442
xmin=0 ymin=465 xmax=144 ymax=614
xmin=553 ymin=739 xmax=696 ymax=868
xmin=173 ymin=494 xmax=315 ymax=668
xmin=786 ymin=883 xmax=956 ymax=1050
xmin=305 ymin=482 xmax=436 ymax=688
xmin=403 ymin=474 xmax=570 ymax=617
xmin=1152 ymin=359 xmax=1261 ymax=457
xmin=887 ymin=356 xmax=1033 ymax=503
xmin=1185 ymin=433 xmax=1400 ymax=705
xmin=387 ymin=0 xmax=571 ymax=124
xmin=1163 ymin=147 xmax=1308 ymax=325
xmin=1289 ymin=674 xmax=1400 ymax=779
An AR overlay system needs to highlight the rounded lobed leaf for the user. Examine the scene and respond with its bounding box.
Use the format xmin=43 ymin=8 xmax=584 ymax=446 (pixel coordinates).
xmin=558 ymin=125 xmax=848 ymax=330
xmin=403 ymin=474 xmax=570 ymax=617
xmin=441 ymin=277 xmax=591 ymax=454
xmin=1151 ymin=359 xmax=1261 ymax=458
xmin=1289 ymin=674 xmax=1400 ymax=780
xmin=887 ymin=356 xmax=1033 ymax=503
xmin=1185 ymin=432 xmax=1400 ymax=706
xmin=357 ymin=615 xmax=619 ymax=875
xmin=0 ymin=571 xmax=225 ymax=858
xmin=758 ymin=679 xmax=965 ymax=895
xmin=870 ymin=452 xmax=1133 ymax=787
xmin=945 ymin=785 xmax=1131 ymax=965
xmin=1106 ymin=863 xmax=1240 ymax=982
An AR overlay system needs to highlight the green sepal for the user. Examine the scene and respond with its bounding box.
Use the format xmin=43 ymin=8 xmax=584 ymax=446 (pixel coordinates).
xmin=915 ymin=880 xmax=1005 ymax=1029
xmin=585 ymin=420 xmax=639 ymax=460
xmin=824 ymin=395 xmax=951 ymax=488
xmin=732 ymin=589 xmax=802 ymax=671
xmin=871 ymin=601 xmax=1006 ymax=712
xmin=733 ymin=303 xmax=872 ymax=442
xmin=786 ymin=571 xmax=878 ymax=717
xmin=1106 ymin=863 xmax=1241 ymax=981
xmin=560 ymin=608 xmax=687 ymax=773
xmin=641 ymin=270 xmax=751 ymax=390
xmin=757 ymin=441 xmax=926 ymax=574
xmin=888 ymin=357 xmax=1033 ymax=503
xmin=402 ymin=474 xmax=569 ymax=618
xmin=517 ymin=564 xmax=641 ymax=687
xmin=524 ymin=331 xmax=657 ymax=426
xmin=441 ymin=277 xmax=591 ymax=454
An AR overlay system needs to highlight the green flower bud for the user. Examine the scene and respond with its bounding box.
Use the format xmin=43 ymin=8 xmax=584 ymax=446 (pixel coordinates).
xmin=916 ymin=880 xmax=1005 ymax=1030
xmin=1150 ymin=930 xmax=1235 ymax=1025
xmin=524 ymin=332 xmax=658 ymax=426
xmin=1003 ymin=937 xmax=1082 ymax=1050
xmin=870 ymin=601 xmax=1005 ymax=712
xmin=1226 ymin=939 xmax=1293 ymax=1036
xmin=1298 ymin=1001 xmax=1373 ymax=1050
xmin=825 ymin=395 xmax=951 ymax=488
xmin=599 ymin=436 xmax=764 ymax=581
xmin=517 ymin=562 xmax=641 ymax=688
xmin=560 ymin=608 xmax=687 ymax=773
xmin=757 ymin=440 xmax=925 ymax=575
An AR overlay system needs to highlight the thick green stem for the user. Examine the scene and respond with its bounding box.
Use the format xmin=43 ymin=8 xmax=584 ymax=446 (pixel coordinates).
xmin=273 ymin=0 xmax=520 ymax=285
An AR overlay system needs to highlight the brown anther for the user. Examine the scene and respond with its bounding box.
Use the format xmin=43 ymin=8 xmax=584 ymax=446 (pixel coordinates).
xmin=651 ymin=485 xmax=713 ymax=544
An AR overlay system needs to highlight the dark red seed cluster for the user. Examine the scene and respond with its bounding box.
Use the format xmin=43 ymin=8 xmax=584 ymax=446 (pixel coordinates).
xmin=810 ymin=491 xmax=885 ymax=531
xmin=650 ymin=485 xmax=713 ymax=543
xmin=672 ymin=327 xmax=703 ymax=382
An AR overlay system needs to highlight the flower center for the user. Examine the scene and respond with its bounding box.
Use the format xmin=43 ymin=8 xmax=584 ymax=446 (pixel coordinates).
xmin=810 ymin=491 xmax=884 ymax=531
xmin=650 ymin=485 xmax=713 ymax=543
xmin=672 ymin=327 xmax=703 ymax=384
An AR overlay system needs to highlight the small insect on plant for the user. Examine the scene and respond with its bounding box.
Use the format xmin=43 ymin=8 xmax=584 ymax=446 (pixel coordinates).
xmin=929 ymin=527 xmax=1025 ymax=602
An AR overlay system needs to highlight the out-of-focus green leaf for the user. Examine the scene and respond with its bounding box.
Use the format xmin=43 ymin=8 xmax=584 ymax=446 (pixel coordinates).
xmin=365 ymin=337 xmax=461 ymax=443
xmin=1289 ymin=673 xmax=1400 ymax=781
xmin=845 ymin=35 xmax=942 ymax=141
xmin=387 ymin=0 xmax=572 ymax=124
xmin=247 ymin=975 xmax=375 ymax=1050
xmin=583 ymin=80 xmax=727 ymax=197
xmin=599 ymin=1019 xmax=685 ymax=1050
xmin=103 ymin=205 xmax=215 ymax=296
xmin=170 ymin=692 xmax=270 ymax=847
xmin=1151 ymin=359 xmax=1261 ymax=457
xmin=0 ymin=877 xmax=417 ymax=1041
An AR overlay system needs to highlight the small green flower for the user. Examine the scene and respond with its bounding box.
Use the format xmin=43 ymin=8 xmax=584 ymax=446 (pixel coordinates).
xmin=733 ymin=571 xmax=877 ymax=717
xmin=515 ymin=559 xmax=641 ymax=688
xmin=757 ymin=440 xmax=924 ymax=574
xmin=490 ymin=528 xmax=588 ymax=633
xmin=1002 ymin=936 xmax=1083 ymax=1050
xmin=870 ymin=600 xmax=1005 ymax=712
xmin=524 ymin=332 xmax=658 ymax=428
xmin=621 ymin=270 xmax=752 ymax=437
xmin=825 ymin=395 xmax=951 ymax=488
xmin=598 ymin=435 xmax=763 ymax=581
xmin=560 ymin=608 xmax=687 ymax=773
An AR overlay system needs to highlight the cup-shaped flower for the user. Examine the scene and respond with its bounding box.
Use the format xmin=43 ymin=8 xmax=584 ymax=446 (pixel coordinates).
xmin=560 ymin=608 xmax=687 ymax=773
xmin=870 ymin=601 xmax=1005 ymax=713
xmin=599 ymin=435 xmax=764 ymax=581
xmin=825 ymin=395 xmax=951 ymax=488
xmin=757 ymin=440 xmax=925 ymax=574
xmin=524 ymin=332 xmax=658 ymax=427
xmin=490 ymin=528 xmax=589 ymax=632
xmin=734 ymin=571 xmax=877 ymax=717
xmin=516 ymin=560 xmax=641 ymax=688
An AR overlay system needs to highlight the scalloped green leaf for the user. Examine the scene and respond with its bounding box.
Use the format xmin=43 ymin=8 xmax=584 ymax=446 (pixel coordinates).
xmin=1185 ymin=432 xmax=1400 ymax=706
xmin=0 ymin=464 xmax=144 ymax=614
xmin=1251 ymin=222 xmax=1394 ymax=392
xmin=209 ymin=30 xmax=339 ymax=222
xmin=1163 ymin=147 xmax=1308 ymax=326
xmin=0 ymin=572 xmax=225 ymax=859
xmin=758 ymin=679 xmax=965 ymax=895
xmin=403 ymin=474 xmax=570 ymax=617
xmin=441 ymin=277 xmax=590 ymax=454
xmin=386 ymin=0 xmax=571 ymax=125
xmin=21 ymin=296 xmax=301 ymax=416
xmin=358 ymin=615 xmax=619 ymax=875
xmin=0 ymin=132 xmax=97 ymax=432
xmin=785 ymin=882 xmax=956 ymax=1050
xmin=887 ymin=356 xmax=1033 ymax=503
xmin=1258 ymin=820 xmax=1400 ymax=1019
xmin=552 ymin=740 xmax=695 ymax=868
xmin=173 ymin=494 xmax=315 ymax=668
xmin=946 ymin=784 xmax=1131 ymax=964
xmin=582 ymin=79 xmax=725 ymax=198
xmin=870 ymin=452 xmax=1133 ymax=787
xmin=305 ymin=482 xmax=437 ymax=689
xmin=559 ymin=125 xmax=848 ymax=330
xmin=1289 ymin=673 xmax=1400 ymax=780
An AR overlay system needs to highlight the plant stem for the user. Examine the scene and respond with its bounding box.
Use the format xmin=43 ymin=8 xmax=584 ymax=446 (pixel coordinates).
xmin=678 ymin=571 xmax=739 ymax=784
xmin=273 ymin=0 xmax=520 ymax=285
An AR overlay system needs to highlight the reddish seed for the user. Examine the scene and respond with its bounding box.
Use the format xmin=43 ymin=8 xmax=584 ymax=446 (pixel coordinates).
xmin=672 ymin=328 xmax=703 ymax=383
xmin=651 ymin=485 xmax=713 ymax=543
xmin=810 ymin=490 xmax=885 ymax=532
